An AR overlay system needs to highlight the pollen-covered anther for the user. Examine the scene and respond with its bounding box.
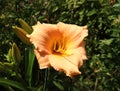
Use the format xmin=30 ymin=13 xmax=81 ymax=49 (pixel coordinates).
xmin=52 ymin=40 xmax=66 ymax=54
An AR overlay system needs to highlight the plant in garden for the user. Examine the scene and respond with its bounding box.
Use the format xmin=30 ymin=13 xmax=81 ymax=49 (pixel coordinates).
xmin=0 ymin=0 xmax=120 ymax=91
xmin=1 ymin=18 xmax=88 ymax=90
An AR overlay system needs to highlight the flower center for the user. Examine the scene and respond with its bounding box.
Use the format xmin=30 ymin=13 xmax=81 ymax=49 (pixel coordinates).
xmin=52 ymin=39 xmax=66 ymax=55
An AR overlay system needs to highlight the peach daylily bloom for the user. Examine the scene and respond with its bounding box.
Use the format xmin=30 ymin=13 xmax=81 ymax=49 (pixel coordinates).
xmin=28 ymin=22 xmax=88 ymax=77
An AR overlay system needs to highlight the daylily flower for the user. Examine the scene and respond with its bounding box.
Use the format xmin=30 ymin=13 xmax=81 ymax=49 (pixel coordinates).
xmin=27 ymin=22 xmax=88 ymax=77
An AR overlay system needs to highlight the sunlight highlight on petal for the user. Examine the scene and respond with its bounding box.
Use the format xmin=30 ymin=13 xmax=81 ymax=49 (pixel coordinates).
xmin=49 ymin=55 xmax=81 ymax=77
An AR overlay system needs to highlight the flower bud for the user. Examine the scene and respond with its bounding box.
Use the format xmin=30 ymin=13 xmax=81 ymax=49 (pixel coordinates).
xmin=18 ymin=18 xmax=33 ymax=34
xmin=12 ymin=26 xmax=31 ymax=45
xmin=11 ymin=43 xmax=21 ymax=63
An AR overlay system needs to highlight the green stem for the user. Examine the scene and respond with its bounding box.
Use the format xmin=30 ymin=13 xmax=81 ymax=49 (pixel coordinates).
xmin=68 ymin=78 xmax=73 ymax=91
xmin=43 ymin=69 xmax=48 ymax=91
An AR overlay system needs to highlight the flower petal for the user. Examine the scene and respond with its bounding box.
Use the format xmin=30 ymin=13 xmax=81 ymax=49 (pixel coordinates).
xmin=77 ymin=41 xmax=87 ymax=60
xmin=49 ymin=50 xmax=83 ymax=77
xmin=29 ymin=22 xmax=61 ymax=53
xmin=34 ymin=49 xmax=50 ymax=69
xmin=57 ymin=22 xmax=88 ymax=49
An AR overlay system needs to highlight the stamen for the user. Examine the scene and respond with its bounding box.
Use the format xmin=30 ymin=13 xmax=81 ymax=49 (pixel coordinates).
xmin=61 ymin=38 xmax=65 ymax=50
xmin=52 ymin=38 xmax=66 ymax=54
xmin=53 ymin=41 xmax=56 ymax=50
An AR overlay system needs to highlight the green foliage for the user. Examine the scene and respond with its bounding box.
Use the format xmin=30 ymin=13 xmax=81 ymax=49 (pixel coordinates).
xmin=0 ymin=0 xmax=120 ymax=91
xmin=0 ymin=78 xmax=26 ymax=91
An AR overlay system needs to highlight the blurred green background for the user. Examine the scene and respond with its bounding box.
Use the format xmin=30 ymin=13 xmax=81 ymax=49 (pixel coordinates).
xmin=0 ymin=0 xmax=120 ymax=91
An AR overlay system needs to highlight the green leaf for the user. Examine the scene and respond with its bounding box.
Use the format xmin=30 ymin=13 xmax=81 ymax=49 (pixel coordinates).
xmin=100 ymin=39 xmax=113 ymax=45
xmin=86 ymin=9 xmax=96 ymax=16
xmin=78 ymin=0 xmax=85 ymax=5
xmin=0 ymin=62 xmax=13 ymax=74
xmin=53 ymin=81 xmax=64 ymax=91
xmin=5 ymin=48 xmax=13 ymax=62
xmin=0 ymin=78 xmax=26 ymax=91
xmin=25 ymin=47 xmax=35 ymax=87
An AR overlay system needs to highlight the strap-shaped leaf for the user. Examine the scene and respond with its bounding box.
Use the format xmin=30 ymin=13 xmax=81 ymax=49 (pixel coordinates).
xmin=0 ymin=78 xmax=26 ymax=91
xmin=25 ymin=47 xmax=35 ymax=87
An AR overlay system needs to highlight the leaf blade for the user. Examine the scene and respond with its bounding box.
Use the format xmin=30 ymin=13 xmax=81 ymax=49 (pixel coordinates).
xmin=0 ymin=78 xmax=26 ymax=91
xmin=25 ymin=47 xmax=35 ymax=87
